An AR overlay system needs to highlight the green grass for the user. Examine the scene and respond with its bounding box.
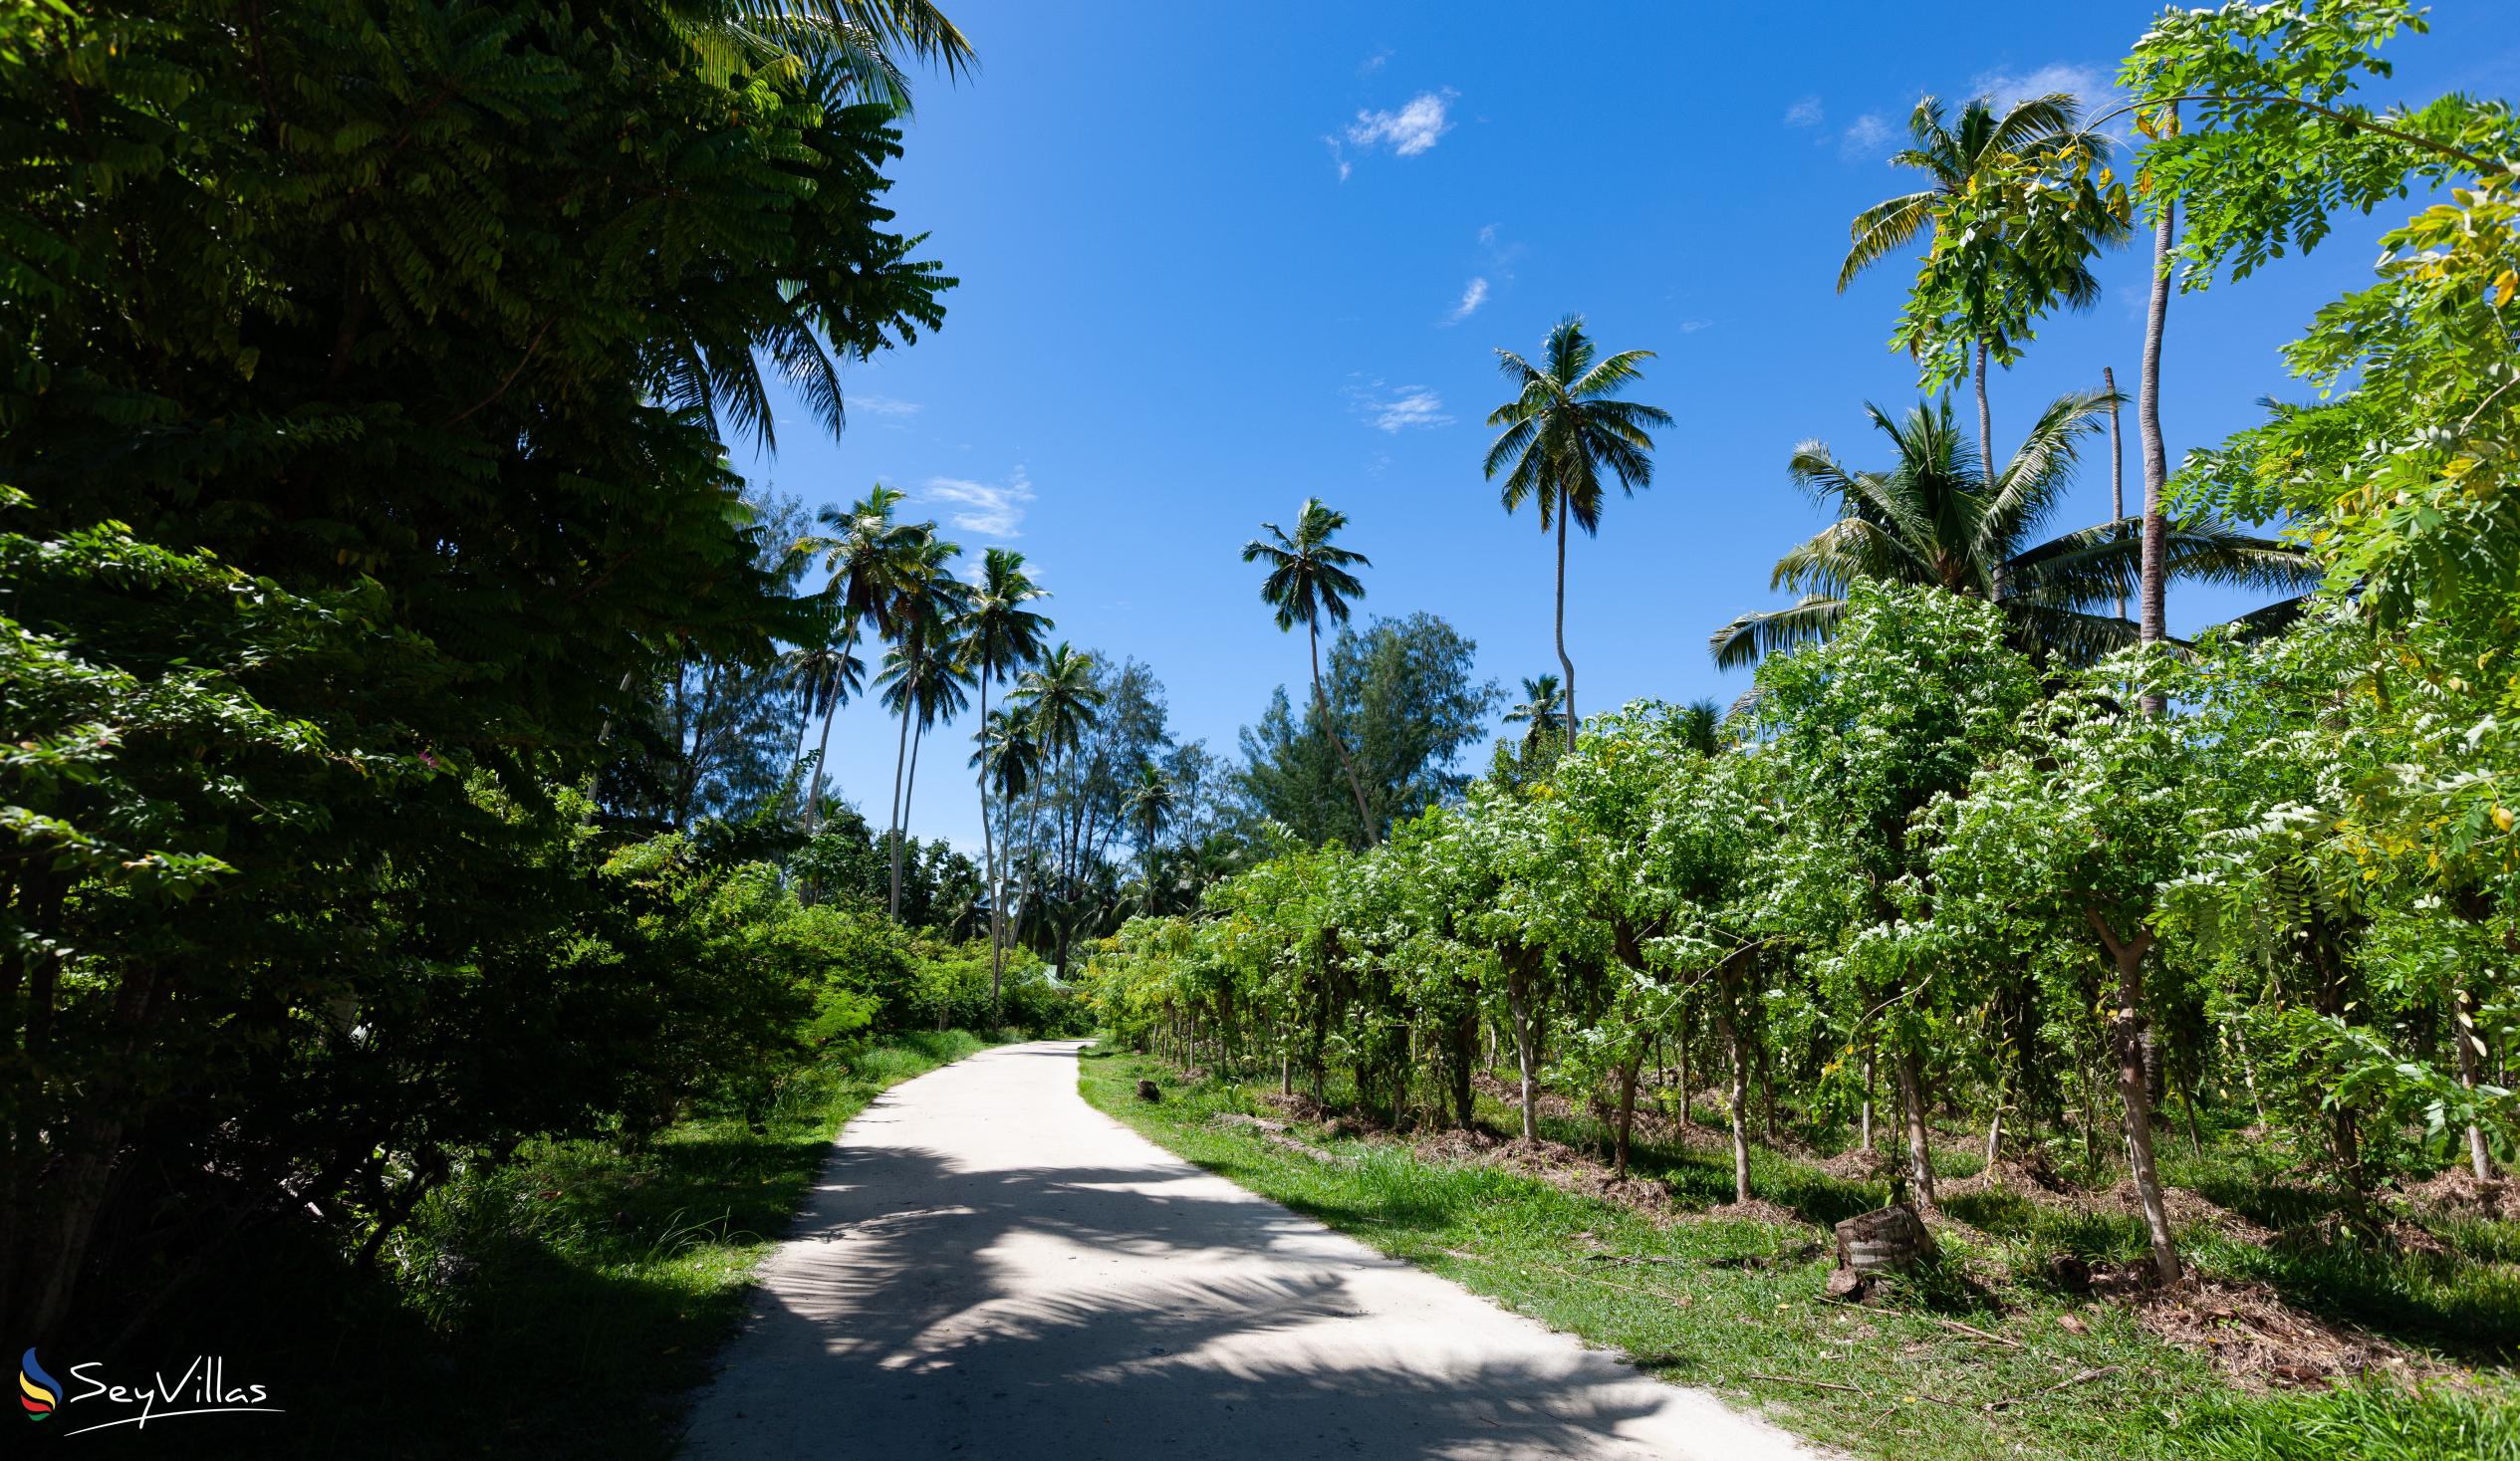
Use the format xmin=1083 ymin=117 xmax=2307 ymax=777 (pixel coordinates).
xmin=125 ymin=1030 xmax=996 ymax=1461
xmin=1081 ymin=1048 xmax=2520 ymax=1461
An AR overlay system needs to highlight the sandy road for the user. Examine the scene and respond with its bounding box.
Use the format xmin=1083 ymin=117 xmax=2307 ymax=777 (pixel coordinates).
xmin=681 ymin=1039 xmax=1831 ymax=1460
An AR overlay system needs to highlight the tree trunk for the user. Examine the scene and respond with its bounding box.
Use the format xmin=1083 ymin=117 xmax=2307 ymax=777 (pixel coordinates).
xmin=1554 ymin=494 xmax=1578 ymax=751
xmin=886 ymin=678 xmax=914 ymax=920
xmin=1977 ymin=340 xmax=2002 ymax=604
xmin=2138 ymin=165 xmax=2176 ymax=718
xmin=1677 ymin=1006 xmax=1693 ymax=1130
xmin=2090 ymin=906 xmax=2182 ymax=1284
xmin=1896 ymin=1047 xmax=1936 ymax=1208
xmin=2104 ymin=365 xmax=2129 ymax=624
xmin=893 ymin=709 xmax=925 ymax=921
xmin=1449 ymin=1005 xmax=1478 ymax=1127
xmin=1615 ymin=1058 xmax=1639 ymax=1180
xmin=1720 ymin=1000 xmax=1752 ymax=1205
xmin=2454 ymin=985 xmax=2494 ymax=1179
xmin=1310 ymin=619 xmax=1378 ymax=847
xmin=1506 ymin=953 xmax=1541 ymax=1141
xmin=1860 ymin=1047 xmax=1876 ymax=1153
xmin=807 ymin=689 xmax=841 ymax=839
xmin=1984 ymin=1070 xmax=2006 ymax=1170
xmin=977 ymin=673 xmax=1001 ymax=1012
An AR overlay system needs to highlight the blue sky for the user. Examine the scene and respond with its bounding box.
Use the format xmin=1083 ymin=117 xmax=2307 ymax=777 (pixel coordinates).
xmin=741 ymin=0 xmax=2520 ymax=854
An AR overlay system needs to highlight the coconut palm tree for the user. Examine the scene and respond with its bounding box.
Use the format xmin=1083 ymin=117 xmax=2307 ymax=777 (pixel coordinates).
xmin=1502 ymin=674 xmax=1565 ymax=752
xmin=1243 ymin=499 xmax=1378 ymax=845
xmin=956 ymin=548 xmax=1053 ymax=1000
xmin=972 ymin=705 xmax=1041 ymax=951
xmin=1008 ymin=643 xmax=1104 ymax=960
xmin=875 ymin=535 xmax=970 ymax=920
xmin=1126 ymin=760 xmax=1176 ymax=915
xmin=785 ymin=609 xmax=866 ymax=836
xmin=875 ymin=639 xmax=971 ymax=919
xmin=1485 ymin=316 xmax=1673 ymax=751
xmin=1675 ymin=698 xmax=1725 ymax=757
xmin=1839 ymin=94 xmax=2126 ymax=494
xmin=1707 ymin=393 xmax=2315 ymax=669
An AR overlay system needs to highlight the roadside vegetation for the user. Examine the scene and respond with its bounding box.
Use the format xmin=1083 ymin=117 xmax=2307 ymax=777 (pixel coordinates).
xmin=1083 ymin=1048 xmax=2520 ymax=1461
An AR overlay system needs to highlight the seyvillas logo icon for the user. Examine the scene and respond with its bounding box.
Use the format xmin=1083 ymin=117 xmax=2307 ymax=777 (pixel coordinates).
xmin=20 ymin=1348 xmax=59 ymax=1420
xmin=11 ymin=1349 xmax=282 ymax=1437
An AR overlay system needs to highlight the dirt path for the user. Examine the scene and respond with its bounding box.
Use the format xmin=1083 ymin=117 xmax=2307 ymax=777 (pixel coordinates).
xmin=681 ymin=1040 xmax=1831 ymax=1460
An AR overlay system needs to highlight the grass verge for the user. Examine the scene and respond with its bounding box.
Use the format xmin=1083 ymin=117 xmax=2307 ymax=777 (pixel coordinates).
xmin=1079 ymin=1048 xmax=2519 ymax=1461
xmin=118 ymin=1030 xmax=995 ymax=1461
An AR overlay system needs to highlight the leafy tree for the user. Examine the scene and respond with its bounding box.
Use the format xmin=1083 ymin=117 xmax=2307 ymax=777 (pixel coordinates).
xmin=1241 ymin=613 xmax=1497 ymax=847
xmin=1504 ymin=674 xmax=1566 ymax=751
xmin=1485 ymin=316 xmax=1674 ymax=749
xmin=1244 ymin=499 xmax=1378 ymax=844
xmin=0 ymin=0 xmax=961 ymax=1338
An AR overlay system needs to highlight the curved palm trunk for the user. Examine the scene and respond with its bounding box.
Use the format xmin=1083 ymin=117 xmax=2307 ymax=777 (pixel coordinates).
xmin=886 ymin=685 xmax=913 ymax=920
xmin=806 ymin=694 xmax=840 ymax=838
xmin=1554 ymin=496 xmax=1577 ymax=753
xmin=976 ymin=673 xmax=1001 ymax=1011
xmin=1311 ymin=618 xmax=1378 ymax=846
xmin=893 ymin=712 xmax=925 ymax=921
xmin=2105 ymin=365 xmax=2129 ymax=623
xmin=2138 ymin=166 xmax=2176 ymax=718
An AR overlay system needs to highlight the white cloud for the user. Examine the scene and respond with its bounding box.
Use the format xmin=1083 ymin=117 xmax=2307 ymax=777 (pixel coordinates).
xmin=852 ymin=392 xmax=920 ymax=418
xmin=1677 ymin=319 xmax=1713 ymax=334
xmin=1970 ymin=62 xmax=2115 ymax=120
xmin=1347 ymin=380 xmax=1452 ymax=433
xmin=1477 ymin=223 xmax=1498 ymax=246
xmin=1347 ymin=90 xmax=1454 ymax=157
xmin=921 ymin=465 xmax=1034 ymax=540
xmin=1361 ymin=48 xmax=1390 ymax=74
xmin=1785 ymin=96 xmax=1825 ymax=128
xmin=1441 ymin=277 xmax=1489 ymax=326
xmin=1325 ymin=136 xmax=1353 ymax=182
xmin=1841 ymin=113 xmax=1893 ymax=159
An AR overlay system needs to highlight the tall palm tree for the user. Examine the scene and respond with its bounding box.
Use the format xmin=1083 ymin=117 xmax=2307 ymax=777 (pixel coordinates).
xmin=1502 ymin=674 xmax=1565 ymax=752
xmin=972 ymin=705 xmax=1041 ymax=954
xmin=956 ymin=548 xmax=1052 ymax=1002
xmin=1839 ymin=94 xmax=2124 ymax=495
xmin=785 ymin=609 xmax=866 ymax=836
xmin=1243 ymin=499 xmax=1378 ymax=845
xmin=1007 ymin=643 xmax=1104 ymax=961
xmin=1485 ymin=316 xmax=1673 ymax=751
xmin=1126 ymin=760 xmax=1175 ymax=915
xmin=875 ymin=534 xmax=970 ymax=920
xmin=1708 ymin=393 xmax=2315 ymax=669
xmin=875 ymin=639 xmax=972 ymax=903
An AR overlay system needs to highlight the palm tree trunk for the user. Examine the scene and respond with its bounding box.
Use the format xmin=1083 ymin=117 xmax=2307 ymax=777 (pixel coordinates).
xmin=1554 ymin=495 xmax=1577 ymax=752
xmin=977 ymin=674 xmax=1001 ymax=1012
xmin=806 ymin=693 xmax=839 ymax=838
xmin=894 ymin=711 xmax=925 ymax=921
xmin=1974 ymin=339 xmax=1995 ymax=491
xmin=2105 ymin=365 xmax=2129 ymax=624
xmin=886 ymin=686 xmax=913 ymax=920
xmin=1311 ymin=618 xmax=1378 ymax=846
xmin=2139 ymin=155 xmax=2176 ymax=718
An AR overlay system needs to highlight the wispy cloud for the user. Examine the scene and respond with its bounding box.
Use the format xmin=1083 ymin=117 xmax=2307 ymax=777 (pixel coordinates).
xmin=1841 ymin=113 xmax=1893 ymax=159
xmin=1347 ymin=90 xmax=1454 ymax=157
xmin=1347 ymin=379 xmax=1452 ymax=433
xmin=1441 ymin=277 xmax=1489 ymax=326
xmin=852 ymin=392 xmax=921 ymax=419
xmin=1785 ymin=96 xmax=1826 ymax=128
xmin=921 ymin=465 xmax=1034 ymax=540
xmin=1360 ymin=48 xmax=1390 ymax=74
xmin=1970 ymin=62 xmax=2116 ymax=120
xmin=1677 ymin=319 xmax=1714 ymax=335
xmin=1477 ymin=223 xmax=1498 ymax=246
